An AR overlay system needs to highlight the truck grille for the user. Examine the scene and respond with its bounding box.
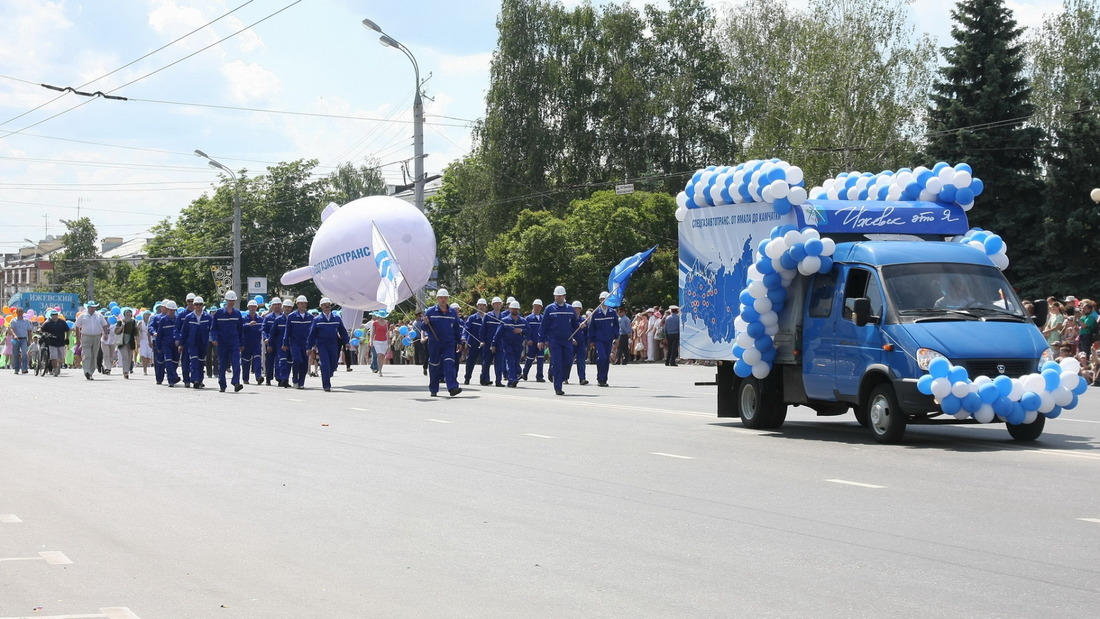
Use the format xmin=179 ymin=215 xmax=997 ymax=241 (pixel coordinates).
xmin=955 ymin=359 xmax=1034 ymax=378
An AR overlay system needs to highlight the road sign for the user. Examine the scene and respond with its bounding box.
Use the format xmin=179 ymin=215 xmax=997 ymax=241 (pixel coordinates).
xmin=615 ymin=183 xmax=635 ymax=195
xmin=248 ymin=277 xmax=269 ymax=294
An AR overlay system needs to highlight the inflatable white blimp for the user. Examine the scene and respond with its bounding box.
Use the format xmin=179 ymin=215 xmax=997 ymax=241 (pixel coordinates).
xmin=280 ymin=195 xmax=436 ymax=311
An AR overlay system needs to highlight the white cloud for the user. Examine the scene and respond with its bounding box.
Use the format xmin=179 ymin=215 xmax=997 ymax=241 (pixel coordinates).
xmin=225 ymin=15 xmax=265 ymax=54
xmin=147 ymin=0 xmax=208 ymax=39
xmin=0 ymin=0 xmax=72 ymax=68
xmin=439 ymin=52 xmax=492 ymax=77
xmin=223 ymin=60 xmax=281 ymax=103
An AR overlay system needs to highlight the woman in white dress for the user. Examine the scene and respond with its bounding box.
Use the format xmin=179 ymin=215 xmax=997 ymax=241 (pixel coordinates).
xmin=646 ymin=309 xmax=660 ymax=362
xmin=138 ymin=310 xmax=154 ymax=375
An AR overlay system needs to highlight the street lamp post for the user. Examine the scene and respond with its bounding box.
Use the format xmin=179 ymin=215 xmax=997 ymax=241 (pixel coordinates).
xmin=195 ymin=150 xmax=242 ymax=296
xmin=362 ymin=18 xmax=425 ymax=213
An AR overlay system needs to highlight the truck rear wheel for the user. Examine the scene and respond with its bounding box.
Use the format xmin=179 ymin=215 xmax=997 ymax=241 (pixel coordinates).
xmin=866 ymin=384 xmax=906 ymax=443
xmin=1007 ymin=414 xmax=1045 ymax=441
xmin=738 ymin=376 xmax=786 ymax=429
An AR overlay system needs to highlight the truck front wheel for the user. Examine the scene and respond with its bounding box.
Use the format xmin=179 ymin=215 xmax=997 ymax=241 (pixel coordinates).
xmin=1007 ymin=414 xmax=1045 ymax=441
xmin=738 ymin=376 xmax=786 ymax=429
xmin=866 ymin=384 xmax=906 ymax=443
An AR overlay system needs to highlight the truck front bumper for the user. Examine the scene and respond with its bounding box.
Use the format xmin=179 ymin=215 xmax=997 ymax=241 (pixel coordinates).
xmin=893 ymin=377 xmax=938 ymax=414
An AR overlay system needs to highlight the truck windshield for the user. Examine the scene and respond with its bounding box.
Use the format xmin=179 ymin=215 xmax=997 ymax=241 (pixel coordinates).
xmin=882 ymin=263 xmax=1027 ymax=318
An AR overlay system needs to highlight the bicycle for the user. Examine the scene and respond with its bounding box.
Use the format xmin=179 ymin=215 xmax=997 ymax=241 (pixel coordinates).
xmin=34 ymin=344 xmax=51 ymax=377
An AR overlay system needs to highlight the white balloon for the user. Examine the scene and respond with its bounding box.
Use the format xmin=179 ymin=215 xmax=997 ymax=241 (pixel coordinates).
xmin=801 ymin=227 xmax=820 ymax=240
xmin=931 ymin=377 xmax=952 ymax=399
xmin=822 ymin=178 xmax=836 ymax=191
xmin=820 ymin=238 xmax=836 ymax=255
xmin=967 ymin=240 xmax=985 ymax=251
xmin=764 ymin=322 xmax=779 ymax=336
xmin=783 ymin=230 xmax=803 ymax=246
xmin=753 ymin=297 xmax=773 ymax=314
xmin=742 ymin=347 xmax=762 ymax=365
xmin=1038 ymin=392 xmax=1056 ymax=413
xmin=845 ymin=187 xmax=860 ymax=200
xmin=913 ymin=165 xmax=929 ymax=175
xmin=974 ymin=404 xmax=995 ymax=423
xmin=785 ymin=166 xmax=804 ymax=185
xmin=1060 ymin=357 xmax=1082 ymax=374
xmin=953 ymin=170 xmax=973 ymax=188
xmin=735 ymin=332 xmax=754 ymax=349
xmin=769 ymin=179 xmax=790 ymax=199
xmin=748 ymin=281 xmax=767 ymax=299
xmin=709 ymin=183 xmax=725 ymax=205
xmin=896 ymin=171 xmax=914 ymax=186
xmin=676 ymin=192 xmax=689 ymax=209
xmin=734 ymin=316 xmax=748 ymax=333
xmin=752 ymin=362 xmax=770 ymax=379
xmin=788 ymin=186 xmax=808 ymax=206
xmin=1060 ymin=370 xmax=1079 ymax=390
xmin=765 ymin=239 xmax=787 ymax=260
xmin=1023 ymin=410 xmax=1039 ymax=424
xmin=954 ymin=411 xmax=971 ymax=421
xmin=925 ymin=177 xmax=943 ymax=193
xmin=938 ymin=166 xmax=955 ymax=184
xmin=761 ymin=185 xmax=775 ymax=203
xmin=919 ymin=189 xmax=938 ymax=201
xmin=760 ymin=311 xmax=779 ymax=326
xmin=1053 ymin=386 xmax=1073 ymax=407
xmin=991 ymin=253 xmax=1009 ymax=270
xmin=1009 ymin=378 xmax=1025 ymax=400
xmin=674 ymin=206 xmax=687 ymax=222
xmin=960 ymin=201 xmax=975 ymax=212
xmin=1023 ymin=374 xmax=1045 ymax=393
xmin=886 ymin=186 xmax=903 ymax=201
xmin=809 ymin=188 xmax=827 ymax=199
xmin=951 ymin=381 xmax=970 ymax=398
xmin=799 ymin=256 xmax=821 ymax=275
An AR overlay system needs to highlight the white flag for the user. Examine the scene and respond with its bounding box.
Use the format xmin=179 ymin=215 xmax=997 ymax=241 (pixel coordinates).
xmin=372 ymin=224 xmax=406 ymax=312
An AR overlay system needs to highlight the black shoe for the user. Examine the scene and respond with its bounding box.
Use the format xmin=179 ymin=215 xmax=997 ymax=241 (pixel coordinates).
xmin=508 ymin=382 xmax=517 ymax=388
xmin=184 ymin=383 xmax=191 ymax=388
xmin=495 ymin=382 xmax=504 ymax=387
xmin=449 ymin=387 xmax=462 ymax=397
xmin=324 ymin=388 xmax=331 ymax=392
xmin=464 ymin=378 xmax=470 ymax=385
xmin=84 ymin=372 xmax=93 ymax=380
xmin=346 ymin=367 xmax=352 ymax=372
xmin=266 ymin=380 xmax=271 ymax=386
xmin=430 ymin=392 xmax=438 ymax=397
xmin=168 ymin=382 xmax=176 ymax=388
xmin=536 ymin=378 xmax=546 ymax=383
xmin=598 ymin=382 xmax=608 ymax=387
xmin=234 ymin=383 xmax=243 ymax=392
xmin=579 ymin=380 xmax=589 ymax=385
xmin=219 ymin=387 xmax=226 ymax=392
xmin=423 ymin=368 xmax=427 ymax=376
xmin=296 ymin=385 xmax=304 ymax=390
xmin=243 ymin=380 xmax=249 ymax=384
xmin=194 ymin=383 xmax=204 ymax=389
xmin=555 ymin=390 xmax=565 ymax=396
xmin=521 ymin=375 xmax=528 ymax=381
xmin=481 ymin=381 xmax=491 ymax=386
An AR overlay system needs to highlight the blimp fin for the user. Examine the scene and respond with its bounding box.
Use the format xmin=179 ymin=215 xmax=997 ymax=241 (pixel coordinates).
xmin=280 ymin=265 xmax=313 ymax=286
xmin=320 ymin=202 xmax=340 ymax=222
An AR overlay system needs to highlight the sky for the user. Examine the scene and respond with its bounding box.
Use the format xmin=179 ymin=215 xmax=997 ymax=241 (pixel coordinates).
xmin=0 ymin=0 xmax=1064 ymax=252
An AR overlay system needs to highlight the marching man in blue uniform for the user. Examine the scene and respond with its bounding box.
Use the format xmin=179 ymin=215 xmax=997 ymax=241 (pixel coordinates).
xmin=522 ymin=299 xmax=544 ymax=382
xmin=211 ymin=290 xmax=245 ymax=393
xmin=492 ymin=300 xmax=527 ymax=388
xmin=179 ymin=296 xmax=213 ymax=389
xmin=158 ymin=300 xmax=181 ymax=387
xmin=241 ymin=298 xmax=264 ymax=384
xmin=175 ymin=292 xmax=196 ymax=387
xmin=149 ymin=301 xmax=167 ymax=384
xmin=462 ymin=298 xmax=486 ymax=385
xmin=539 ymin=285 xmax=579 ymax=396
xmin=571 ymin=300 xmax=590 ymax=385
xmin=307 ymin=297 xmax=349 ymax=392
xmin=271 ymin=301 xmax=293 ymax=388
xmin=424 ymin=289 xmax=463 ymax=397
xmin=282 ymin=294 xmax=313 ymax=389
xmin=588 ymin=291 xmax=618 ymax=387
xmin=480 ymin=296 xmax=505 ymax=386
xmin=261 ymin=297 xmax=283 ymax=385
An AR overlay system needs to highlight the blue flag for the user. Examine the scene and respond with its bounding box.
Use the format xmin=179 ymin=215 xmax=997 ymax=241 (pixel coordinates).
xmin=605 ymin=246 xmax=657 ymax=308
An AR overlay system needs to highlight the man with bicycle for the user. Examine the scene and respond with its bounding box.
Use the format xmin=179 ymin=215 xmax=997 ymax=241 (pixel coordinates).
xmin=39 ymin=309 xmax=70 ymax=377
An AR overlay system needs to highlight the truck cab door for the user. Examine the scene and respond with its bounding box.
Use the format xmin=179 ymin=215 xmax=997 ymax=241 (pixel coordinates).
xmin=801 ymin=267 xmax=840 ymax=399
xmin=833 ymin=268 xmax=886 ymax=398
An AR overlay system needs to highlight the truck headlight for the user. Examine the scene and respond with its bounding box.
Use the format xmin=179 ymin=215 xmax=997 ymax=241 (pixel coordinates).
xmin=917 ymin=348 xmax=947 ymax=370
xmin=1039 ymin=347 xmax=1054 ymax=369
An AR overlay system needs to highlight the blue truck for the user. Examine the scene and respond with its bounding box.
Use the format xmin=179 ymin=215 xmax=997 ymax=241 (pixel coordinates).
xmin=678 ymin=162 xmax=1070 ymax=443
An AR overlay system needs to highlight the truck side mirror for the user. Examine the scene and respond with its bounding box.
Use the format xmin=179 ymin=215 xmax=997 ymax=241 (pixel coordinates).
xmin=852 ymin=298 xmax=875 ymax=327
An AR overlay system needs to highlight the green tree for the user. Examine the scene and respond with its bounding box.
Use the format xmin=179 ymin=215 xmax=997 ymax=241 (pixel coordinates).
xmin=926 ymin=0 xmax=1046 ymax=289
xmin=51 ymin=217 xmax=100 ymax=296
xmin=1038 ymin=99 xmax=1100 ymax=295
xmin=1028 ymin=0 xmax=1100 ymax=135
xmin=425 ymin=154 xmax=493 ymax=289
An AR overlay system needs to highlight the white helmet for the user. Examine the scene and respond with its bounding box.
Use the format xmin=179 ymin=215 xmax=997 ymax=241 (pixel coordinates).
xmin=599 ymin=291 xmax=609 ymax=300
xmin=506 ymin=296 xmax=516 ymax=304
xmin=185 ymin=292 xmax=196 ymax=301
xmin=477 ymin=298 xmax=487 ymax=306
xmin=509 ymin=300 xmax=521 ymax=309
xmin=450 ymin=302 xmax=460 ymax=309
xmin=319 ymin=297 xmax=332 ymax=305
xmin=437 ymin=289 xmax=450 ymax=297
xmin=193 ymin=296 xmax=205 ymax=305
xmin=491 ymin=296 xmax=503 ymax=304
xmin=295 ymin=295 xmax=308 ymax=303
xmin=533 ymin=299 xmax=543 ymax=306
xmin=247 ymin=299 xmax=258 ymax=307
xmin=572 ymin=300 xmax=583 ymax=308
xmin=553 ymin=285 xmax=566 ymax=296
xmin=165 ymin=300 xmax=178 ymax=310
xmin=224 ymin=290 xmax=238 ymax=301
xmin=270 ymin=297 xmax=283 ymax=305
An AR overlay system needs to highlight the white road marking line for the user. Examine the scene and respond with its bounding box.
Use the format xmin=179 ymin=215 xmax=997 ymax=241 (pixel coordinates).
xmin=0 ymin=551 xmax=71 ymax=564
xmin=286 ymin=398 xmax=303 ymax=402
xmin=524 ymin=433 xmax=555 ymax=439
xmin=1058 ymin=418 xmax=1100 ymax=424
xmin=349 ymin=407 xmax=369 ymax=411
xmin=1076 ymin=517 xmax=1100 ymax=524
xmin=40 ymin=551 xmax=73 ymax=565
xmin=650 ymin=452 xmax=695 ymax=459
xmin=825 ymin=479 xmax=886 ymax=489
xmin=427 ymin=419 xmax=452 ymax=424
xmin=101 ymin=609 xmax=141 ymax=619
xmin=0 ymin=610 xmax=140 ymax=619
xmin=0 ymin=514 xmax=21 ymax=523
xmin=483 ymin=392 xmax=712 ymax=418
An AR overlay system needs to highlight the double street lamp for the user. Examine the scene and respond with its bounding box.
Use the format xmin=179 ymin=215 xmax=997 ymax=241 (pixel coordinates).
xmin=362 ymin=18 xmax=425 ymax=213
xmin=195 ymin=150 xmax=242 ymax=296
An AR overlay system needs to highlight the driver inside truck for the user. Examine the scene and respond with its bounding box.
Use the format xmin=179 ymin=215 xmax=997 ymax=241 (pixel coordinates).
xmin=935 ymin=277 xmax=977 ymax=310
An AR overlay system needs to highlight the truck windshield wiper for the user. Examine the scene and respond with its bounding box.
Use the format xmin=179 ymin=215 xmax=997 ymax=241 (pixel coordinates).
xmin=904 ymin=308 xmax=981 ymax=321
xmin=957 ymin=307 xmax=1028 ymax=321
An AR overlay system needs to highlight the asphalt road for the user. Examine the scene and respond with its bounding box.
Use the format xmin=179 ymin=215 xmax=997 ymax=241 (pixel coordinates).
xmin=2 ymin=360 xmax=1098 ymax=618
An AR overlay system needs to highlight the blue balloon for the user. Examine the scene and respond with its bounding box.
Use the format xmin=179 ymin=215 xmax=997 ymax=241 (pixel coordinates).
xmin=1042 ymin=361 xmax=1061 ymax=373
xmin=817 ymin=256 xmax=833 ymax=274
xmin=761 ymin=347 xmax=777 ymax=362
xmin=770 ymin=225 xmax=786 ymax=239
xmin=962 ymin=392 xmax=982 ymax=412
xmin=948 ymin=366 xmax=968 ymax=384
xmin=746 ymin=321 xmax=765 ymax=338
xmin=772 ymin=197 xmax=792 ymax=215
xmin=993 ymin=375 xmax=1013 ymax=397
xmin=732 ymin=345 xmax=746 ymax=358
xmin=844 ymin=176 xmax=859 ymax=189
xmin=734 ymin=360 xmax=752 ymax=377
xmin=349 ymin=338 xmax=360 ymax=347
xmin=978 ymin=382 xmax=999 ymax=403
xmin=1020 ymin=391 xmax=1041 ymax=411
xmin=766 ymin=287 xmax=787 ymax=305
xmin=928 ymin=357 xmax=950 ymax=378
xmin=1069 ymin=393 xmax=1080 ymax=409
xmin=1043 ymin=369 xmax=1061 ymax=392
xmin=955 ymin=162 xmax=972 ymax=174
xmin=738 ymin=184 xmax=753 ymax=202
xmin=740 ymin=290 xmax=756 ymax=306
xmin=1005 ymin=405 xmax=1026 ymax=425
xmin=779 ymin=253 xmax=798 ymax=270
xmin=108 ymin=316 xmax=117 ymax=325
xmin=932 ymin=162 xmax=949 ymax=173
xmin=762 ymin=272 xmax=782 ymax=290
xmin=691 ymin=171 xmax=703 ymax=184
xmin=754 ymin=336 xmax=773 ymax=351
xmin=903 ymin=182 xmax=922 ymax=200
xmin=916 ymin=170 xmax=933 ymax=186
xmin=993 ymin=395 xmax=1013 ymax=417
xmin=876 ymin=185 xmax=889 ymax=200
xmin=941 ymin=394 xmax=962 ymax=414
xmin=758 ymin=239 xmax=771 ymax=255
xmin=254 ymin=295 xmax=264 ymax=304
xmin=353 ymin=329 xmax=364 ymax=338
xmin=109 ymin=301 xmax=119 ymax=308
xmin=789 ymin=244 xmax=807 ymax=261
xmin=917 ymin=374 xmax=934 ymax=395
xmin=399 ymin=325 xmax=410 ymax=336
xmin=804 ymin=238 xmax=823 ymax=257
xmin=741 ymin=306 xmax=760 ymax=322
xmin=955 ymin=187 xmax=975 ymax=205
xmin=1073 ymin=376 xmax=1088 ymax=395
xmin=66 ymin=320 xmax=74 ymax=328
xmin=857 ymin=188 xmax=869 ymax=200
xmin=719 ymin=187 xmax=733 ymax=204
xmin=1045 ymin=406 xmax=1062 ymax=419
xmin=111 ymin=306 xmax=121 ymax=316
xmin=402 ymin=337 xmax=412 ymax=346
xmin=970 ymin=177 xmax=984 ymax=196
xmin=756 ymin=257 xmax=776 ymax=274
xmin=939 ymin=184 xmax=957 ymax=203
xmin=685 ymin=196 xmax=698 ymax=209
